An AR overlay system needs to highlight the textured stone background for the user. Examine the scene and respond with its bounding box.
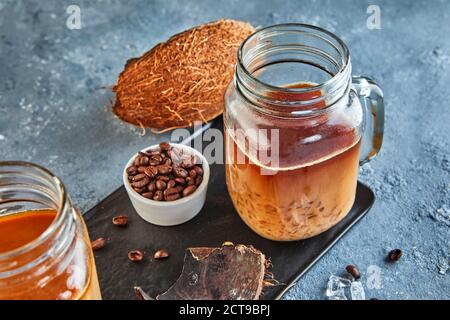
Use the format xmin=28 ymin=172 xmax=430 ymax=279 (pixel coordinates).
xmin=0 ymin=0 xmax=449 ymax=299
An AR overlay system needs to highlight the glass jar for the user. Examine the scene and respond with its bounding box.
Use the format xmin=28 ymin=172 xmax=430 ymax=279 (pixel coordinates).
xmin=224 ymin=24 xmax=384 ymax=241
xmin=0 ymin=162 xmax=101 ymax=299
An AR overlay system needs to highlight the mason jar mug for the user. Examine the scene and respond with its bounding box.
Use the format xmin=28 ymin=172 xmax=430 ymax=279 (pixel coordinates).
xmin=0 ymin=162 xmax=101 ymax=299
xmin=224 ymin=24 xmax=384 ymax=241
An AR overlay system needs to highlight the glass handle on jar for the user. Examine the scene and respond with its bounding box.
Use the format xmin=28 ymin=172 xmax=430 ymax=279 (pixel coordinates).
xmin=352 ymin=76 xmax=385 ymax=165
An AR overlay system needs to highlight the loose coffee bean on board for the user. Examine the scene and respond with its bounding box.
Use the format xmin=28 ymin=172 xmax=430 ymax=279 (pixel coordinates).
xmin=128 ymin=250 xmax=144 ymax=262
xmin=126 ymin=143 xmax=204 ymax=201
xmin=154 ymin=249 xmax=169 ymax=260
xmin=91 ymin=238 xmax=106 ymax=251
xmin=112 ymin=215 xmax=128 ymax=227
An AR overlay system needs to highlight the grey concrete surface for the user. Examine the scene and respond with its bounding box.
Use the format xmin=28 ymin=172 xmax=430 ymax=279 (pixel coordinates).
xmin=0 ymin=0 xmax=449 ymax=299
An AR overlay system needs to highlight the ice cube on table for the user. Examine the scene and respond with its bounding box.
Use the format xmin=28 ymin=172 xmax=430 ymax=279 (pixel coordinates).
xmin=350 ymin=281 xmax=366 ymax=300
xmin=326 ymin=275 xmax=352 ymax=300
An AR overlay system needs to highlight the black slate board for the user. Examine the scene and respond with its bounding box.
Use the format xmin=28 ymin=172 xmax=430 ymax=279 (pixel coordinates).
xmin=84 ymin=120 xmax=375 ymax=300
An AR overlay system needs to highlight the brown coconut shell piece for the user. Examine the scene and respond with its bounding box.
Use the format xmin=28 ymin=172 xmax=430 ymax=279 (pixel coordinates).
xmin=113 ymin=19 xmax=255 ymax=133
xmin=156 ymin=244 xmax=267 ymax=300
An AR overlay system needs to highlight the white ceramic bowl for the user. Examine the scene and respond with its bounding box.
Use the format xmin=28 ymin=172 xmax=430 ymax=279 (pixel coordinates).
xmin=123 ymin=143 xmax=210 ymax=226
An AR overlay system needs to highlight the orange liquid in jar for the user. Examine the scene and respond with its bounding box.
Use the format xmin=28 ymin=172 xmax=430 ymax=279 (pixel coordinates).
xmin=225 ymin=82 xmax=361 ymax=241
xmin=0 ymin=209 xmax=101 ymax=300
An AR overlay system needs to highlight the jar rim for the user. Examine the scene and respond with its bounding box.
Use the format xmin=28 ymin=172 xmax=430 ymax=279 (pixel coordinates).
xmin=0 ymin=161 xmax=67 ymax=260
xmin=237 ymin=23 xmax=350 ymax=94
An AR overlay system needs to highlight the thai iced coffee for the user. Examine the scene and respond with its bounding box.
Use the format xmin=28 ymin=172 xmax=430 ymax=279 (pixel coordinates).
xmin=225 ymin=82 xmax=362 ymax=241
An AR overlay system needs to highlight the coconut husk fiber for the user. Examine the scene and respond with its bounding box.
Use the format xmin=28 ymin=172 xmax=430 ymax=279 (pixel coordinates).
xmin=113 ymin=19 xmax=255 ymax=133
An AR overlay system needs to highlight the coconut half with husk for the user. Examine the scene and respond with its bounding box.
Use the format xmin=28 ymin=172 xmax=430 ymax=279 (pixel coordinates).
xmin=113 ymin=19 xmax=255 ymax=133
xmin=134 ymin=243 xmax=276 ymax=300
xmin=157 ymin=244 xmax=269 ymax=300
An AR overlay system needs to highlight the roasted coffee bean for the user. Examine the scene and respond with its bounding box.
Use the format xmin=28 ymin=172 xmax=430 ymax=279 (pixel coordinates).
xmin=157 ymin=164 xmax=172 ymax=175
xmin=112 ymin=215 xmax=128 ymax=227
xmin=164 ymin=188 xmax=180 ymax=201
xmin=135 ymin=156 xmax=149 ymax=166
xmin=186 ymin=177 xmax=195 ymax=186
xmin=134 ymin=156 xmax=141 ymax=166
xmin=128 ymin=144 xmax=203 ymax=202
xmin=181 ymin=159 xmax=194 ymax=169
xmin=128 ymin=250 xmax=144 ymax=262
xmin=159 ymin=142 xmax=171 ymax=151
xmin=195 ymin=175 xmax=203 ymax=186
xmin=145 ymin=149 xmax=160 ymax=156
xmin=175 ymin=177 xmax=186 ymax=185
xmin=138 ymin=151 xmax=150 ymax=157
xmin=131 ymin=176 xmax=150 ymax=188
xmin=133 ymin=186 xmax=147 ymax=194
xmin=132 ymin=173 xmax=147 ymax=181
xmin=154 ymin=249 xmax=169 ymax=260
xmin=157 ymin=175 xmax=170 ymax=182
xmin=189 ymin=169 xmax=197 ymax=179
xmin=183 ymin=185 xmax=197 ymax=197
xmin=137 ymin=166 xmax=147 ymax=173
xmin=346 ymin=265 xmax=361 ymax=279
xmin=141 ymin=192 xmax=154 ymax=199
xmin=91 ymin=238 xmax=106 ymax=251
xmin=149 ymin=154 xmax=163 ymax=166
xmin=174 ymin=167 xmax=188 ymax=178
xmin=194 ymin=165 xmax=203 ymax=176
xmin=126 ymin=166 xmax=138 ymax=175
xmin=153 ymin=190 xmax=163 ymax=201
xmin=167 ymin=180 xmax=176 ymax=189
xmin=156 ymin=180 xmax=167 ymax=191
xmin=148 ymin=182 xmax=156 ymax=193
xmin=144 ymin=166 xmax=158 ymax=178
xmin=388 ymin=249 xmax=403 ymax=261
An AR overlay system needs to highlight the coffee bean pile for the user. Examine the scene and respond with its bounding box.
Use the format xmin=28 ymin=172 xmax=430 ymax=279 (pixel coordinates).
xmin=126 ymin=142 xmax=204 ymax=201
